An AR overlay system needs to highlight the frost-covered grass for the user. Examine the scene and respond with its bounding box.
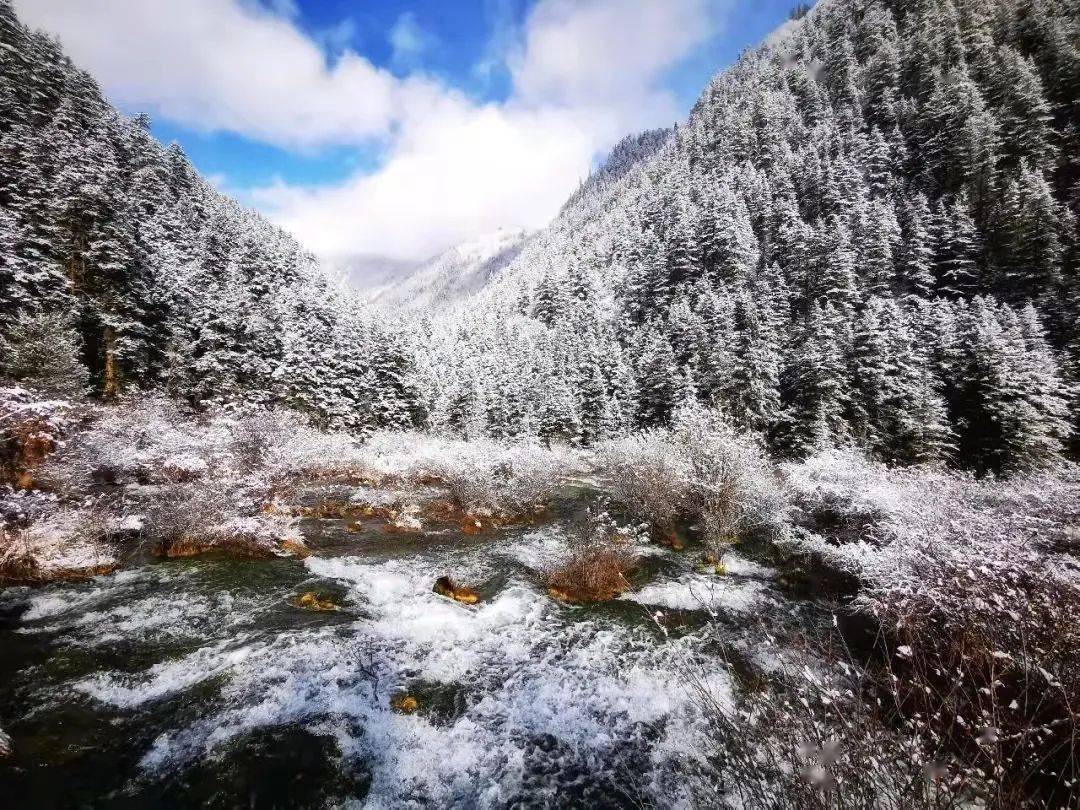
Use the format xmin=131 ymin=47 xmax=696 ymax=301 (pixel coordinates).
xmin=780 ymin=450 xmax=1080 ymax=806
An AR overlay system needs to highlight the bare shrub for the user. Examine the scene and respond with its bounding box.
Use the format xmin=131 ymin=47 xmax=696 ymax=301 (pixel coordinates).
xmin=594 ymin=431 xmax=693 ymax=538
xmin=782 ymin=458 xmax=1080 ymax=806
xmin=865 ymin=548 xmax=1080 ymax=806
xmin=542 ymin=508 xmax=637 ymax=602
xmin=673 ymin=627 xmax=960 ymax=809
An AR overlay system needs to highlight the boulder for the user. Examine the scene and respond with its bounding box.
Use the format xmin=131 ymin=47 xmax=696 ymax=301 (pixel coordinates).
xmin=433 ymin=575 xmax=480 ymax=604
xmin=292 ymin=592 xmax=339 ymax=611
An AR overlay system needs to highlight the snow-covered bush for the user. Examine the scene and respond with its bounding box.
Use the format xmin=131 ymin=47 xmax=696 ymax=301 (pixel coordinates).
xmin=673 ymin=406 xmax=788 ymax=553
xmin=595 ymin=406 xmax=787 ymax=552
xmin=594 ymin=430 xmax=694 ymax=537
xmin=0 ymin=387 xmax=72 ymax=489
xmin=673 ymin=626 xmax=960 ymax=809
xmin=0 ymin=506 xmax=116 ymax=583
xmin=361 ymin=431 xmax=574 ymax=517
xmin=782 ymin=459 xmax=1080 ymax=804
xmin=41 ymin=395 xmax=229 ymax=489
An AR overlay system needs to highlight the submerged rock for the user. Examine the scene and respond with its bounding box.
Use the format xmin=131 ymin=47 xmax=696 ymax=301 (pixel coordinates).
xmin=432 ymin=575 xmax=480 ymax=605
xmin=292 ymin=592 xmax=339 ymax=612
xmin=390 ymin=694 xmax=419 ymax=714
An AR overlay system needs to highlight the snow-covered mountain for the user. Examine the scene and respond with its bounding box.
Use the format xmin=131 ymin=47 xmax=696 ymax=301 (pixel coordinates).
xmin=417 ymin=0 xmax=1080 ymax=474
xmin=373 ymin=228 xmax=531 ymax=312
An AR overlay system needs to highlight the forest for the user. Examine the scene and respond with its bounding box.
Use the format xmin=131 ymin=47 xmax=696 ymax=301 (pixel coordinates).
xmin=1 ymin=0 xmax=1079 ymax=807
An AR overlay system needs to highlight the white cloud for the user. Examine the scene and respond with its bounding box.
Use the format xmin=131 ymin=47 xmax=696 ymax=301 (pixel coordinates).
xmin=14 ymin=0 xmax=417 ymax=147
xmin=14 ymin=0 xmax=727 ymax=267
xmin=389 ymin=12 xmax=435 ymax=69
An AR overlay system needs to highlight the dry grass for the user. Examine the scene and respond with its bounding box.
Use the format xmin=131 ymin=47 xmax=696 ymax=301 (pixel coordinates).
xmin=542 ymin=508 xmax=637 ymax=603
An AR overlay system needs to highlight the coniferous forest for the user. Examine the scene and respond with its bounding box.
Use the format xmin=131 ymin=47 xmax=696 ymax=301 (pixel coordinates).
xmin=2 ymin=1 xmax=1080 ymax=807
xmin=420 ymin=0 xmax=1080 ymax=475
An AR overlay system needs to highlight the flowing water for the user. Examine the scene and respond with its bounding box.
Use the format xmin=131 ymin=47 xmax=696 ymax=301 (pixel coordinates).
xmin=0 ymin=485 xmax=827 ymax=808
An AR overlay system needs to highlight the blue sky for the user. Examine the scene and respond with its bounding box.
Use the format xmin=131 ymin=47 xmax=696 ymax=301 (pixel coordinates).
xmin=18 ymin=0 xmax=800 ymax=266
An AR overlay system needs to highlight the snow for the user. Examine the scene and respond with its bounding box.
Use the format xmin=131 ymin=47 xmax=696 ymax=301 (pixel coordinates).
xmin=373 ymin=228 xmax=531 ymax=313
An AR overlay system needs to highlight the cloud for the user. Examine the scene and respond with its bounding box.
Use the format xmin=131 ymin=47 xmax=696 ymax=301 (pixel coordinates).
xmin=15 ymin=0 xmax=421 ymax=148
xmin=15 ymin=0 xmax=726 ymax=267
xmin=388 ymin=12 xmax=435 ymax=69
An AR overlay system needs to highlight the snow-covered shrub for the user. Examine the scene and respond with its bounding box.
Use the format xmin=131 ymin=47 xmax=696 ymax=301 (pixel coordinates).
xmin=137 ymin=481 xmax=301 ymax=556
xmin=0 ymin=506 xmax=116 ymax=583
xmin=228 ymin=407 xmax=306 ymax=470
xmin=782 ymin=460 xmax=1080 ymax=804
xmin=596 ymin=406 xmax=787 ymax=551
xmin=0 ymin=387 xmax=72 ymax=488
xmin=673 ymin=406 xmax=788 ymax=553
xmin=361 ymin=431 xmax=574 ymax=517
xmin=673 ymin=626 xmax=960 ymax=809
xmin=41 ymin=395 xmax=227 ymax=489
xmin=594 ymin=430 xmax=694 ymax=537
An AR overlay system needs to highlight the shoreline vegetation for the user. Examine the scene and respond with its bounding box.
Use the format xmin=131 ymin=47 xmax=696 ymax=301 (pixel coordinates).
xmin=2 ymin=387 xmax=1077 ymax=805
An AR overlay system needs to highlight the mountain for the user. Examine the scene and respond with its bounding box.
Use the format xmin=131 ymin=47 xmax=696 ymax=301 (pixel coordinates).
xmin=325 ymin=254 xmax=422 ymax=302
xmin=2 ymin=0 xmax=1078 ymax=476
xmin=0 ymin=0 xmax=422 ymax=432
xmin=417 ymin=0 xmax=1080 ymax=473
xmin=373 ymin=229 xmax=531 ymax=313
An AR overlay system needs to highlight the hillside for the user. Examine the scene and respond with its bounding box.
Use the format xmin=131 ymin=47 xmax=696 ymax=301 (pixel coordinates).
xmin=0 ymin=0 xmax=421 ymax=432
xmin=373 ymin=228 xmax=531 ymax=313
xmin=419 ymin=0 xmax=1080 ymax=474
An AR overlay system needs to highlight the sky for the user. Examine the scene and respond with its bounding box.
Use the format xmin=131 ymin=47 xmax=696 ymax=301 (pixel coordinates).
xmin=15 ymin=0 xmax=799 ymax=273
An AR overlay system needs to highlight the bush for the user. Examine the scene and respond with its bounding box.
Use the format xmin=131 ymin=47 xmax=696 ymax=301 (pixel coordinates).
xmin=673 ymin=406 xmax=788 ymax=555
xmin=594 ymin=431 xmax=693 ymax=537
xmin=782 ymin=457 xmax=1080 ymax=806
xmin=542 ymin=508 xmax=637 ymax=602
xmin=673 ymin=626 xmax=959 ymax=809
xmin=595 ymin=405 xmax=788 ymax=554
xmin=363 ymin=432 xmax=572 ymax=518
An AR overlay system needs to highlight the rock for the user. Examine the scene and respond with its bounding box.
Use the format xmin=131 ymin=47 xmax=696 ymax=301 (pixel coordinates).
xmin=460 ymin=517 xmax=486 ymax=535
xmin=0 ymin=726 xmax=10 ymax=758
xmin=292 ymin=592 xmax=339 ymax=611
xmin=433 ymin=575 xmax=480 ymax=604
xmin=279 ymin=538 xmax=311 ymax=558
xmin=659 ymin=531 xmax=685 ymax=551
xmin=390 ymin=694 xmax=419 ymax=714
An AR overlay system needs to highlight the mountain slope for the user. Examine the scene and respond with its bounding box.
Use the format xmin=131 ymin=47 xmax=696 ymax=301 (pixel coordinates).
xmin=0 ymin=0 xmax=421 ymax=431
xmin=373 ymin=229 xmax=531 ymax=313
xmin=419 ymin=0 xmax=1080 ymax=473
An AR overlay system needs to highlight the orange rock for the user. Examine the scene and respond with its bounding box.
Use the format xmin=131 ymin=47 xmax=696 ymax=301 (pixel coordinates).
xmin=280 ymin=538 xmax=311 ymax=558
xmin=433 ymin=575 xmax=480 ymax=604
xmin=293 ymin=591 xmax=338 ymax=611
xmin=391 ymin=694 xmax=419 ymax=714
